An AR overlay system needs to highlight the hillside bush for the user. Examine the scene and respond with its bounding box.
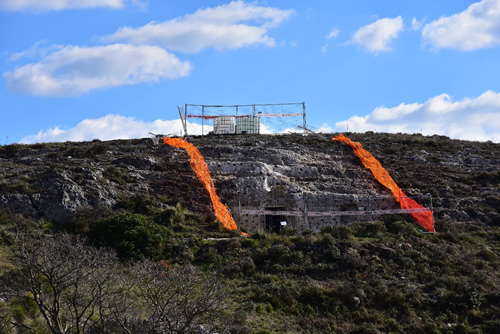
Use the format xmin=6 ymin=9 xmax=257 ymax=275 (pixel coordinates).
xmin=116 ymin=193 xmax=157 ymax=216
xmin=385 ymin=218 xmax=418 ymax=235
xmin=103 ymin=166 xmax=131 ymax=185
xmin=90 ymin=212 xmax=169 ymax=260
xmin=67 ymin=204 xmax=112 ymax=234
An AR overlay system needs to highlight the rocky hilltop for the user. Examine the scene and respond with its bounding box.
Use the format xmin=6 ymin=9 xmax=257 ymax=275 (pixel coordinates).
xmin=0 ymin=132 xmax=499 ymax=231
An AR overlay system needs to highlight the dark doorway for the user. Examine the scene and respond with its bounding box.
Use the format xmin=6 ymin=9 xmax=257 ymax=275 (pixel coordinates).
xmin=265 ymin=207 xmax=285 ymax=233
xmin=340 ymin=203 xmax=359 ymax=224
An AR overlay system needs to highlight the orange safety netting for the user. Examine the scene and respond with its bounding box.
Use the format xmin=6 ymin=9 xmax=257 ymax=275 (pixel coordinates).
xmin=163 ymin=137 xmax=249 ymax=236
xmin=333 ymin=134 xmax=435 ymax=232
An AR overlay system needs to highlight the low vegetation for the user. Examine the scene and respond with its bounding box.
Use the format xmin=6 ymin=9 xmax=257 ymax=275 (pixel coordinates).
xmin=1 ymin=206 xmax=499 ymax=333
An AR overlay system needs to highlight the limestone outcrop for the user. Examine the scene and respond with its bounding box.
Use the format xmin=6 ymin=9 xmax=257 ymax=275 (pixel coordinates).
xmin=0 ymin=133 xmax=498 ymax=232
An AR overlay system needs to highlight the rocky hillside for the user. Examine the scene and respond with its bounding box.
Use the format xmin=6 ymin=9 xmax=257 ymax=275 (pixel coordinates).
xmin=1 ymin=132 xmax=500 ymax=333
xmin=0 ymin=132 xmax=498 ymax=231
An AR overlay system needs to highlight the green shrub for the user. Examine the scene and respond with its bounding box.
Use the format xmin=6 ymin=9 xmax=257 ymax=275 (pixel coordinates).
xmin=317 ymin=234 xmax=341 ymax=262
xmin=0 ymin=177 xmax=37 ymax=195
xmin=0 ymin=229 xmax=14 ymax=246
xmin=89 ymin=140 xmax=109 ymax=156
xmin=117 ymin=193 xmax=157 ymax=216
xmin=241 ymin=237 xmax=257 ymax=248
xmin=385 ymin=219 xmax=417 ymax=235
xmin=64 ymin=141 xmax=109 ymax=158
xmin=65 ymin=146 xmax=87 ymax=158
xmin=153 ymin=208 xmax=177 ymax=227
xmin=326 ymin=225 xmax=354 ymax=239
xmin=298 ymin=284 xmax=337 ymax=314
xmin=251 ymin=330 xmax=272 ymax=334
xmin=9 ymin=299 xmax=26 ymax=321
xmin=255 ymin=303 xmax=267 ymax=314
xmin=482 ymin=319 xmax=500 ymax=333
xmin=103 ymin=166 xmax=131 ymax=185
xmin=384 ymin=318 xmax=401 ymax=332
xmin=352 ymin=221 xmax=386 ymax=238
xmin=0 ymin=144 xmax=21 ymax=158
xmin=67 ymin=205 xmax=112 ymax=234
xmin=195 ymin=246 xmax=223 ymax=268
xmin=89 ymin=212 xmax=170 ymax=260
xmin=267 ymin=244 xmax=292 ymax=264
xmin=474 ymin=171 xmax=500 ymax=185
xmin=0 ymin=210 xmax=10 ymax=226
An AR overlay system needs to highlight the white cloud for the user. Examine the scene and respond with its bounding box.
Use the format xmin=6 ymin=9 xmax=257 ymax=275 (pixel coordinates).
xmin=4 ymin=44 xmax=192 ymax=96
xmin=321 ymin=44 xmax=328 ymax=55
xmin=327 ymin=27 xmax=340 ymax=39
xmin=335 ymin=90 xmax=500 ymax=142
xmin=314 ymin=123 xmax=334 ymax=133
xmin=422 ymin=0 xmax=500 ymax=50
xmin=411 ymin=17 xmax=423 ymax=31
xmin=0 ymin=0 xmax=124 ymax=11
xmin=259 ymin=123 xmax=274 ymax=135
xmin=351 ymin=16 xmax=403 ymax=53
xmin=322 ymin=27 xmax=340 ymax=55
xmin=130 ymin=0 xmax=148 ymax=11
xmin=8 ymin=40 xmax=58 ymax=61
xmin=20 ymin=114 xmax=208 ymax=143
xmin=101 ymin=0 xmax=294 ymax=53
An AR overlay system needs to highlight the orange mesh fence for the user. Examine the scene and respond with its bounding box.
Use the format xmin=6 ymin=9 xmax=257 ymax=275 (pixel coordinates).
xmin=334 ymin=134 xmax=435 ymax=232
xmin=163 ymin=137 xmax=248 ymax=236
xmin=333 ymin=134 xmax=400 ymax=199
xmin=399 ymin=190 xmax=435 ymax=232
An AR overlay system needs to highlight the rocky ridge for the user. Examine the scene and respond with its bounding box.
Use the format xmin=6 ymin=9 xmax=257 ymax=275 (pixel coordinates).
xmin=0 ymin=133 xmax=498 ymax=231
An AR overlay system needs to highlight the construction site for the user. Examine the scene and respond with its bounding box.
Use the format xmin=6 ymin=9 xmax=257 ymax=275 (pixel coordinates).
xmin=160 ymin=102 xmax=435 ymax=235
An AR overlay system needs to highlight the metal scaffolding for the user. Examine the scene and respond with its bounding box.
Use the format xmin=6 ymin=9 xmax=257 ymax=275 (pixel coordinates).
xmin=178 ymin=102 xmax=306 ymax=137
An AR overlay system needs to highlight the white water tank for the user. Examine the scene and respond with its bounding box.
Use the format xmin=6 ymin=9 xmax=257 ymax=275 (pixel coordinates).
xmin=213 ymin=116 xmax=235 ymax=134
xmin=236 ymin=117 xmax=260 ymax=134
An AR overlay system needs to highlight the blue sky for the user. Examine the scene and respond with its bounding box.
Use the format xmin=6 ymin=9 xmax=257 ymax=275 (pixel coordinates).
xmin=1 ymin=0 xmax=500 ymax=144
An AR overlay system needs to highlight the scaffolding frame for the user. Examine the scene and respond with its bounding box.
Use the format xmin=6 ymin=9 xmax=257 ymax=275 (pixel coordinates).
xmin=238 ymin=194 xmax=434 ymax=232
xmin=178 ymin=102 xmax=306 ymax=137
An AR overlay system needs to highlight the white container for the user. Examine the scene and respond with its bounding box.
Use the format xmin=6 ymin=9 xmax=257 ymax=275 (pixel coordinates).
xmin=236 ymin=117 xmax=260 ymax=134
xmin=213 ymin=116 xmax=235 ymax=134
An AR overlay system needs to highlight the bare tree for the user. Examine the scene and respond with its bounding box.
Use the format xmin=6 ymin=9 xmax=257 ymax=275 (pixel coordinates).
xmin=98 ymin=266 xmax=141 ymax=334
xmin=135 ymin=261 xmax=228 ymax=334
xmin=10 ymin=230 xmax=121 ymax=334
xmin=4 ymin=227 xmax=230 ymax=334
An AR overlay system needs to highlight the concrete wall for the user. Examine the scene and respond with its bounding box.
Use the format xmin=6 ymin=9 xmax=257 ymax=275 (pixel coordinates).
xmin=234 ymin=188 xmax=404 ymax=233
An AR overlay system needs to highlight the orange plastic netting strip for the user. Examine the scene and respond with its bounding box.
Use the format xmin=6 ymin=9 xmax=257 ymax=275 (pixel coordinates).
xmin=333 ymin=134 xmax=434 ymax=232
xmin=399 ymin=190 xmax=435 ymax=232
xmin=163 ymin=137 xmax=248 ymax=236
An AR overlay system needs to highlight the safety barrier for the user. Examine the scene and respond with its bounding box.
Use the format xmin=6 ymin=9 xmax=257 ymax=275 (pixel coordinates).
xmin=334 ymin=134 xmax=435 ymax=232
xmin=162 ymin=137 xmax=248 ymax=236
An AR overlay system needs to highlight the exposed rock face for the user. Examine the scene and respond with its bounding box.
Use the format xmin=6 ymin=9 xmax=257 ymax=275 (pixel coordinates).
xmin=29 ymin=169 xmax=117 ymax=223
xmin=192 ymin=135 xmax=395 ymax=231
xmin=0 ymin=194 xmax=37 ymax=218
xmin=0 ymin=133 xmax=499 ymax=232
